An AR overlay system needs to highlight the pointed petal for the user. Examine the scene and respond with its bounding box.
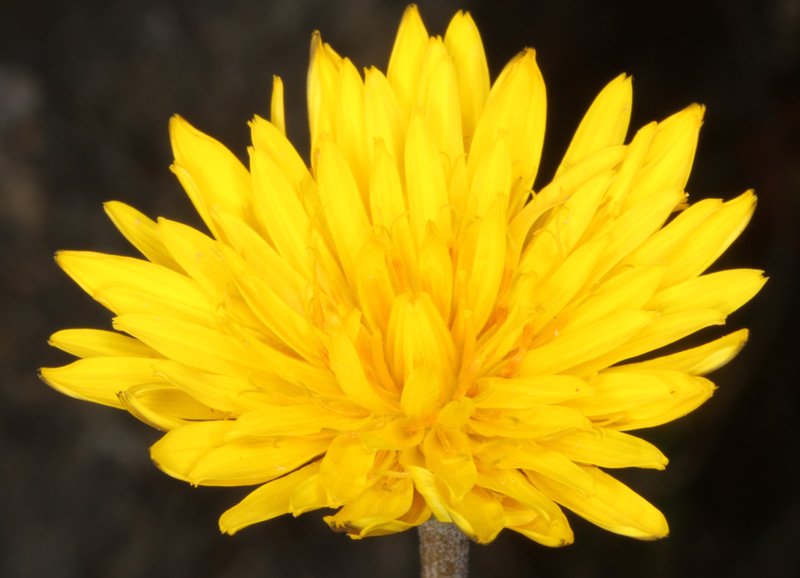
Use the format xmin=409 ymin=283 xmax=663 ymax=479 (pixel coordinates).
xmin=187 ymin=436 xmax=330 ymax=486
xmin=319 ymin=434 xmax=376 ymax=503
xmin=648 ymin=269 xmax=766 ymax=316
xmin=231 ymin=404 xmax=367 ymax=438
xmin=219 ymin=461 xmax=321 ymax=535
xmin=620 ymin=329 xmax=749 ymax=376
xmin=543 ymin=428 xmax=668 ymax=470
xmin=169 ymin=115 xmax=251 ymax=239
xmin=103 ymin=201 xmax=181 ymax=270
xmin=387 ymin=5 xmax=429 ymax=119
xmin=316 ymin=140 xmax=371 ymax=285
xmin=469 ymin=49 xmax=546 ymax=199
xmin=40 ymin=357 xmax=158 ymax=408
xmin=516 ymin=311 xmax=654 ymax=376
xmin=324 ymin=475 xmax=415 ymax=538
xmin=444 ymin=11 xmax=490 ymax=146
xmin=48 ymin=328 xmax=157 ymax=358
xmin=556 ymin=74 xmax=632 ymax=176
xmin=529 ymin=466 xmax=669 ymax=540
xmin=55 ymin=251 xmax=213 ymax=323
xmin=474 ymin=375 xmax=590 ymax=409
xmin=150 ymin=420 xmax=233 ymax=481
xmin=447 ymin=487 xmax=505 ymax=544
xmin=270 ymin=75 xmax=286 ymax=135
xmin=405 ymin=114 xmax=452 ymax=246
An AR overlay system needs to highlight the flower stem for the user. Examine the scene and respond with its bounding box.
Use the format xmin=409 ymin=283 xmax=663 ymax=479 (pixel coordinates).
xmin=418 ymin=520 xmax=469 ymax=578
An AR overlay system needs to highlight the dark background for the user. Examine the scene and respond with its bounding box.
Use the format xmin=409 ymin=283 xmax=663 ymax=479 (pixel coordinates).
xmin=2 ymin=0 xmax=798 ymax=576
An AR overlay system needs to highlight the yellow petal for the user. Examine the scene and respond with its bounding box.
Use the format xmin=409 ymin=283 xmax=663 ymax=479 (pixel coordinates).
xmin=569 ymin=369 xmax=715 ymax=430
xmin=355 ymin=236 xmax=397 ymax=333
xmin=368 ymin=144 xmax=417 ymax=284
xmin=543 ymin=428 xmax=668 ymax=470
xmin=324 ymin=475 xmax=415 ymax=538
xmin=648 ymin=269 xmax=766 ymax=316
xmin=113 ymin=313 xmax=258 ymax=377
xmin=416 ymin=38 xmax=464 ymax=165
xmin=386 ymin=292 xmax=456 ymax=387
xmin=157 ymin=218 xmax=230 ymax=299
xmin=386 ymin=5 xmax=429 ymax=119
xmin=620 ymin=329 xmax=749 ymax=376
xmin=659 ymin=191 xmax=757 ymax=285
xmin=401 ymin=368 xmax=443 ymax=419
xmin=225 ymin=249 xmax=321 ymax=363
xmin=468 ymin=49 xmax=546 ymax=200
xmin=187 ymin=435 xmax=330 ymax=487
xmin=506 ymin=503 xmax=574 ymax=547
xmin=626 ymin=104 xmax=703 ymax=206
xmin=556 ymin=74 xmax=632 ymax=176
xmin=40 ymin=357 xmax=158 ymax=408
xmin=307 ymin=33 xmax=343 ymax=164
xmin=418 ymin=224 xmax=454 ymax=323
xmin=491 ymin=442 xmax=596 ymax=496
xmin=219 ymin=461 xmax=321 ymax=535
xmin=447 ymin=487 xmax=505 ymax=544
xmin=455 ymin=194 xmax=506 ymax=333
xmin=155 ymin=360 xmax=268 ymax=414
xmin=55 ymin=251 xmax=213 ymax=323
xmin=361 ymin=417 xmax=425 ymax=451
xmin=405 ymin=114 xmax=452 ymax=246
xmin=249 ymin=115 xmax=311 ymax=195
xmin=509 ymin=145 xmax=625 ymax=249
xmin=444 ymin=10 xmax=490 ymax=146
xmin=516 ymin=311 xmax=654 ymax=376
xmin=231 ymin=404 xmax=367 ymax=438
xmin=48 ymin=328 xmax=157 ymax=358
xmin=319 ymin=434 xmax=376 ymax=503
xmin=467 ymin=136 xmax=511 ymax=218
xmin=119 ymin=382 xmax=226 ymax=431
xmin=579 ymin=308 xmax=725 ymax=373
xmin=523 ymin=237 xmax=610 ymax=334
xmin=289 ymin=470 xmax=329 ymax=514
xmin=624 ymin=192 xmax=756 ymax=286
xmin=103 ymin=201 xmax=181 ymax=270
xmin=423 ymin=428 xmax=476 ymax=500
xmin=249 ymin=145 xmax=313 ymax=278
xmin=564 ymin=266 xmax=663 ymax=329
xmin=150 ymin=420 xmax=233 ymax=481
xmin=476 ymin=467 xmax=565 ymax=523
xmin=212 ymin=211 xmax=309 ymax=313
xmin=610 ymin=374 xmax=716 ymax=431
xmin=316 ymin=140 xmax=371 ymax=285
xmin=334 ymin=58 xmax=369 ymax=194
xmin=364 ymin=67 xmax=404 ymax=163
xmin=329 ymin=331 xmax=398 ymax=414
xmin=529 ymin=466 xmax=669 ymax=540
xmin=469 ymin=405 xmax=590 ymax=439
xmin=169 ymin=115 xmax=251 ymax=239
xmin=474 ymin=375 xmax=590 ymax=409
xmin=595 ymin=187 xmax=686 ymax=272
xmin=403 ymin=457 xmax=452 ymax=522
xmin=270 ymin=75 xmax=285 ymax=135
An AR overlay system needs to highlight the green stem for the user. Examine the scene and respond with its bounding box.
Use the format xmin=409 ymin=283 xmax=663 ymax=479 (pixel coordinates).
xmin=418 ymin=520 xmax=469 ymax=578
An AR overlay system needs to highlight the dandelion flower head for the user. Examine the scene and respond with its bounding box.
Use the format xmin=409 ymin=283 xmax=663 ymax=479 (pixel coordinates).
xmin=42 ymin=6 xmax=765 ymax=545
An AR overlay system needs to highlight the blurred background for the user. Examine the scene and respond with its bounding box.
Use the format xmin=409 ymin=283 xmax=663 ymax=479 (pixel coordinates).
xmin=1 ymin=0 xmax=798 ymax=576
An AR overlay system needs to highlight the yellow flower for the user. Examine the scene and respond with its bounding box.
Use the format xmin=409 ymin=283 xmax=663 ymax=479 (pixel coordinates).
xmin=42 ymin=6 xmax=764 ymax=546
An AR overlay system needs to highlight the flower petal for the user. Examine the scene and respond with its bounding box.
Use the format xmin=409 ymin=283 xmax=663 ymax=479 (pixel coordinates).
xmin=48 ymin=328 xmax=157 ymax=358
xmin=556 ymin=74 xmax=632 ymax=176
xmin=219 ymin=461 xmax=321 ymax=535
xmin=40 ymin=357 xmax=159 ymax=408
xmin=530 ymin=466 xmax=669 ymax=539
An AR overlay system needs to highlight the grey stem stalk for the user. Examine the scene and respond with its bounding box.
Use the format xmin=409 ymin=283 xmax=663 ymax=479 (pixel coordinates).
xmin=418 ymin=520 xmax=469 ymax=578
